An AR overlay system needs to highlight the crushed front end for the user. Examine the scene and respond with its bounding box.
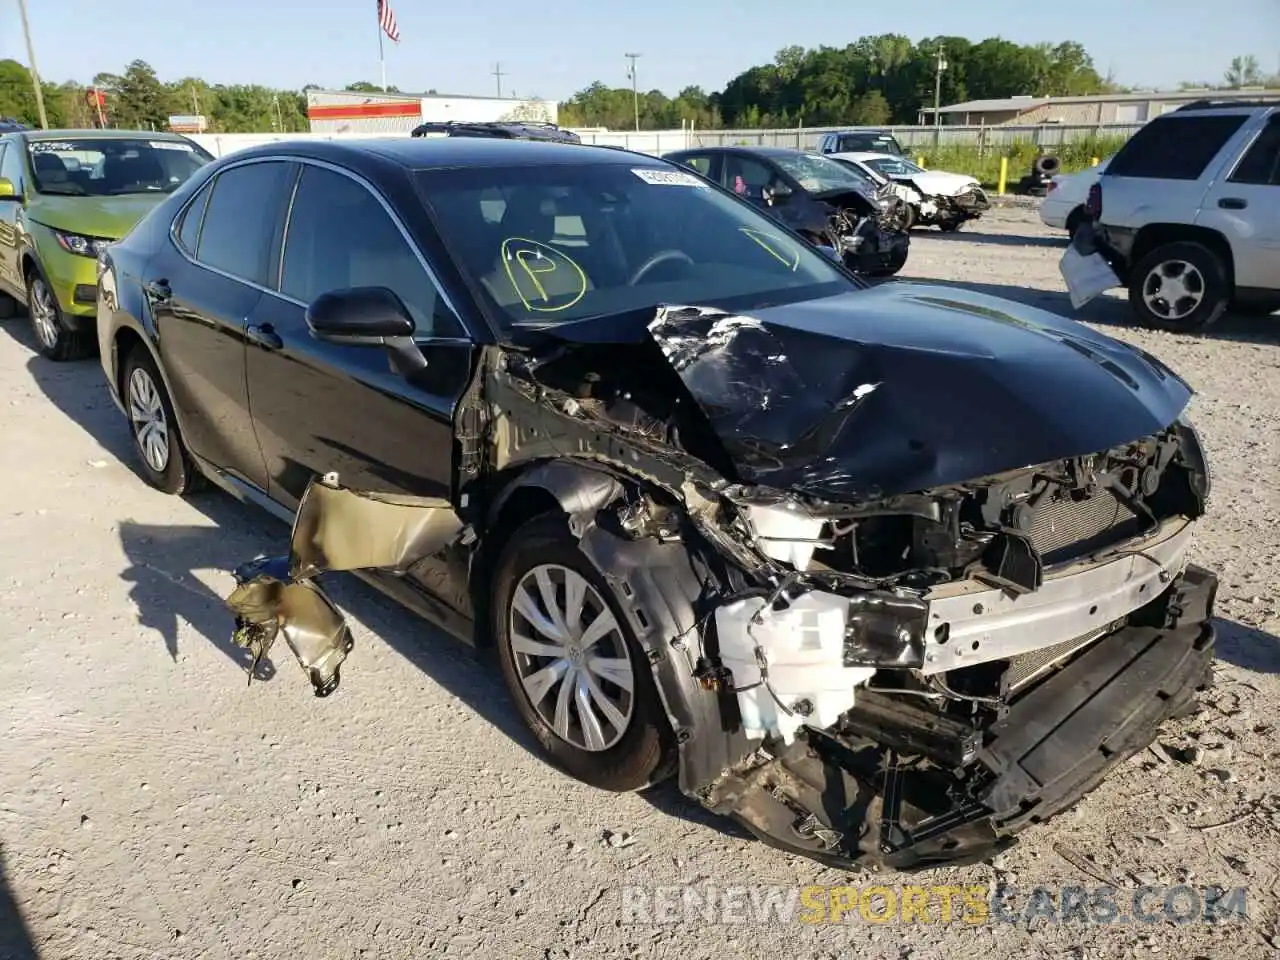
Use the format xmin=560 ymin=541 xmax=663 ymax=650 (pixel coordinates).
xmin=220 ymin=283 xmax=1218 ymax=873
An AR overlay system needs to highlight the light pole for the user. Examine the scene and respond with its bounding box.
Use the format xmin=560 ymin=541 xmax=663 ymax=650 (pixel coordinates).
xmin=932 ymin=45 xmax=948 ymax=148
xmin=625 ymin=53 xmax=641 ymax=131
xmin=16 ymin=0 xmax=49 ymax=129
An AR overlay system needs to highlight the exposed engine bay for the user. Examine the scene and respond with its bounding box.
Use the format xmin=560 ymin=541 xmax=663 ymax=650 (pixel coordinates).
xmin=224 ymin=285 xmax=1217 ymax=872
xmin=764 ymin=185 xmax=910 ymax=277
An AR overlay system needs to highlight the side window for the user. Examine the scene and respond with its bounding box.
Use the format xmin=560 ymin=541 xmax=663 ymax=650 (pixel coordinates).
xmin=677 ymin=155 xmax=712 ymax=176
xmin=280 ymin=164 xmax=461 ymax=337
xmin=1229 ymin=116 xmax=1280 ymax=185
xmin=175 ymin=181 xmax=212 ymax=254
xmin=196 ymin=161 xmax=293 ymax=286
xmin=722 ymin=156 xmax=777 ymax=197
xmin=1108 ymin=115 xmax=1248 ymax=180
xmin=0 ymin=142 xmax=23 ymax=190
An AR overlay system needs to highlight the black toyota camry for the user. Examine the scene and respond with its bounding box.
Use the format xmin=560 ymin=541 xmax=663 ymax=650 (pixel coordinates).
xmin=97 ymin=137 xmax=1216 ymax=871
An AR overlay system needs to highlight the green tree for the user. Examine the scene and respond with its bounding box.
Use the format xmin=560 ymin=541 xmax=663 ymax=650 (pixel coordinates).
xmin=1224 ymin=55 xmax=1263 ymax=88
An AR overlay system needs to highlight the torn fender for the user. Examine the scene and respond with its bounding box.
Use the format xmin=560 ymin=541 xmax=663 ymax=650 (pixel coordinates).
xmin=226 ymin=473 xmax=464 ymax=695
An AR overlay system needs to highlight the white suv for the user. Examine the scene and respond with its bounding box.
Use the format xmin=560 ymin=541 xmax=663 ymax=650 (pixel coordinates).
xmin=1064 ymin=98 xmax=1280 ymax=331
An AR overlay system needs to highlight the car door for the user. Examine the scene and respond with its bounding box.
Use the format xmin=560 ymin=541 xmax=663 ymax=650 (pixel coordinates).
xmin=145 ymin=158 xmax=295 ymax=489
xmin=244 ymin=160 xmax=474 ymax=513
xmin=1199 ymin=112 xmax=1280 ymax=291
xmin=0 ymin=139 xmax=25 ymax=296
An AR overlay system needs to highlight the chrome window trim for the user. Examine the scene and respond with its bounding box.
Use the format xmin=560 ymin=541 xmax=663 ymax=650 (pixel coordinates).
xmin=167 ymin=152 xmax=471 ymax=340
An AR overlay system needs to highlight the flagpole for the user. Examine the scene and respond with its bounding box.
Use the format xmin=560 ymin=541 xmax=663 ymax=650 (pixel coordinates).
xmin=373 ymin=0 xmax=384 ymax=91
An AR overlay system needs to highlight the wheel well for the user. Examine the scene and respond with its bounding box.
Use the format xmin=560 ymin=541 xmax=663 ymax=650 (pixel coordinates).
xmin=1131 ymin=224 xmax=1235 ymax=285
xmin=468 ymin=484 xmax=564 ymax=648
xmin=113 ymin=327 xmax=146 ymax=399
xmin=20 ymin=253 xmax=37 ymax=283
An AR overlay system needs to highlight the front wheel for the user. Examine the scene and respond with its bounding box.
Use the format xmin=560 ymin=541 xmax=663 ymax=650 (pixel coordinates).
xmin=1128 ymin=241 xmax=1231 ymax=332
xmin=938 ymin=218 xmax=965 ymax=233
xmin=492 ymin=514 xmax=672 ymax=792
xmin=866 ymin=246 xmax=909 ymax=278
xmin=121 ymin=346 xmax=203 ymax=495
xmin=27 ymin=267 xmax=94 ymax=361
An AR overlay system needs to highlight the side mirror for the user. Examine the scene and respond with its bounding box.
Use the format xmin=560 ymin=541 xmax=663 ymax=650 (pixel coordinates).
xmin=305 ymin=286 xmax=416 ymax=343
xmin=763 ymin=183 xmax=793 ymax=204
xmin=306 ymin=286 xmax=427 ymax=378
xmin=0 ymin=177 xmax=18 ymax=201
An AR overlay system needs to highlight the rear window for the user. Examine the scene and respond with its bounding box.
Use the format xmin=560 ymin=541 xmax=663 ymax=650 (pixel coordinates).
xmin=1107 ymin=114 xmax=1248 ymax=180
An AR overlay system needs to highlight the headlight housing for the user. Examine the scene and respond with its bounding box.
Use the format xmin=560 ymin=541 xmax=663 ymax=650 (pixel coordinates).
xmin=53 ymin=229 xmax=113 ymax=258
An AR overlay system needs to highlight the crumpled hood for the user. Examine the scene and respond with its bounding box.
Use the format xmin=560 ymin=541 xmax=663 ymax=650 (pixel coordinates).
xmin=645 ymin=283 xmax=1192 ymax=501
xmin=28 ymin=193 xmax=165 ymax=239
xmin=901 ymin=171 xmax=980 ymax=197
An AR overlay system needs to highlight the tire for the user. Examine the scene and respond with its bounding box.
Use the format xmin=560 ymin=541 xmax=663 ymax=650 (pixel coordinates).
xmin=492 ymin=513 xmax=671 ymax=792
xmin=120 ymin=345 xmax=203 ymax=495
xmin=900 ymin=204 xmax=917 ymax=230
xmin=26 ymin=266 xmax=95 ymax=361
xmin=1128 ymin=241 xmax=1231 ymax=332
xmin=866 ymin=246 xmax=908 ymax=278
xmin=938 ymin=218 xmax=964 ymax=233
xmin=1065 ymin=207 xmax=1085 ymax=240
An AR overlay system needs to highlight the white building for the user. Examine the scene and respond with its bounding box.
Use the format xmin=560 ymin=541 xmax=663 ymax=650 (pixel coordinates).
xmin=305 ymin=88 xmax=559 ymax=134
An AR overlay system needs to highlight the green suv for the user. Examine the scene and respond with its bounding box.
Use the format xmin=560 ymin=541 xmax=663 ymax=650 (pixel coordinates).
xmin=0 ymin=129 xmax=214 ymax=360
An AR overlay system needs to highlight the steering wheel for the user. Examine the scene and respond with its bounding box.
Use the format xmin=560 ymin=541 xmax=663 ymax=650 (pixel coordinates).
xmin=628 ymin=249 xmax=695 ymax=286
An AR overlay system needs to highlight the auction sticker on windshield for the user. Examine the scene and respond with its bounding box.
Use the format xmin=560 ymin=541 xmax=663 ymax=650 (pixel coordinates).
xmin=632 ymin=168 xmax=705 ymax=186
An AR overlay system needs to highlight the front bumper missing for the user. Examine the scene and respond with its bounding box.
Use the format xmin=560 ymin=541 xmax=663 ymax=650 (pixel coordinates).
xmin=702 ymin=564 xmax=1217 ymax=872
xmin=226 ymin=474 xmax=463 ymax=695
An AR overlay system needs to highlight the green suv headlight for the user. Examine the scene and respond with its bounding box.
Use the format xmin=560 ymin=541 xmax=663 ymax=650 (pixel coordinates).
xmin=53 ymin=229 xmax=113 ymax=258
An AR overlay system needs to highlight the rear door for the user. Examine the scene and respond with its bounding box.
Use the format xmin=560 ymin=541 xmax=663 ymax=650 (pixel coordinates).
xmin=0 ymin=139 xmax=24 ymax=296
xmin=245 ymin=160 xmax=474 ymax=512
xmin=1199 ymin=111 xmax=1280 ymax=290
xmin=145 ymin=158 xmax=294 ymax=488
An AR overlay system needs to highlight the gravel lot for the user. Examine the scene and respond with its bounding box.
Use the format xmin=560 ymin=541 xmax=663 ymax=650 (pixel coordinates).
xmin=1 ymin=206 xmax=1278 ymax=960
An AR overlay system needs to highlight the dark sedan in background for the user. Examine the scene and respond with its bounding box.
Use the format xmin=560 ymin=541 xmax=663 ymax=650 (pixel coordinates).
xmin=95 ymin=137 xmax=1216 ymax=873
xmin=663 ymin=145 xmax=910 ymax=276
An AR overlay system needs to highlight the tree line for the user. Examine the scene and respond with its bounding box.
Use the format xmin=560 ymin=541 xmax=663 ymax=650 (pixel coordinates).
xmin=0 ymin=44 xmax=1274 ymax=135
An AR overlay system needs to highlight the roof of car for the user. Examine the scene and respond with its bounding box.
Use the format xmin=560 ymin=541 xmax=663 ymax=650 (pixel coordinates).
xmin=223 ymin=136 xmax=663 ymax=171
xmin=667 ymin=145 xmax=815 ymax=158
xmin=834 ymin=151 xmax=901 ymax=162
xmin=10 ymin=128 xmax=193 ymax=142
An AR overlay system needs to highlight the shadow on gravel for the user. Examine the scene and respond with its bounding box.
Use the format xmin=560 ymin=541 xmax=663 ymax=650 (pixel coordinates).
xmin=0 ymin=845 xmax=38 ymax=960
xmin=1214 ymin=619 xmax=1280 ymax=675
xmin=914 ymin=230 xmax=1066 ymax=249
xmin=906 ymin=277 xmax=1280 ymax=345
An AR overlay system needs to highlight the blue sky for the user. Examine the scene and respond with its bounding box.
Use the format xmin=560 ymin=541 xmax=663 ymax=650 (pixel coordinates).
xmin=4 ymin=0 xmax=1278 ymax=100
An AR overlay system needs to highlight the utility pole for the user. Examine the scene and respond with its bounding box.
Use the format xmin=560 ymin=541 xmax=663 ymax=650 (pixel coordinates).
xmin=492 ymin=63 xmax=506 ymax=98
xmin=16 ymin=0 xmax=49 ymax=129
xmin=932 ymin=44 xmax=948 ymax=148
xmin=625 ymin=53 xmax=641 ymax=131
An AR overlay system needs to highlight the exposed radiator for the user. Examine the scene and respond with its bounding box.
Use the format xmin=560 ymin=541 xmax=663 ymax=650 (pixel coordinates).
xmin=1026 ymin=491 xmax=1142 ymax=564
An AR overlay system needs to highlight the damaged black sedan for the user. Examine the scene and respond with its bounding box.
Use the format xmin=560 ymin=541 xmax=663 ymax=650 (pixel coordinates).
xmin=664 ymin=146 xmax=910 ymax=277
xmin=97 ymin=138 xmax=1217 ymax=872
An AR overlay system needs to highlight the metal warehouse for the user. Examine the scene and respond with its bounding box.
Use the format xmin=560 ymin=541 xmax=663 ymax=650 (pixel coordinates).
xmin=305 ymin=88 xmax=560 ymax=134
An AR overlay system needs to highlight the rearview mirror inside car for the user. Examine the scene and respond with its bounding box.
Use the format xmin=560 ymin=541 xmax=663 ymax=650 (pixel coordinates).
xmin=0 ymin=177 xmax=18 ymax=200
xmin=306 ymin=287 xmax=417 ymax=343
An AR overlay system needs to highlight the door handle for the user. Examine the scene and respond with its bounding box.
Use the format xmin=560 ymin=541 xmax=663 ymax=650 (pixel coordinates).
xmin=144 ymin=279 xmax=171 ymax=302
xmin=246 ymin=322 xmax=283 ymax=351
xmin=1218 ymin=197 xmax=1247 ymax=210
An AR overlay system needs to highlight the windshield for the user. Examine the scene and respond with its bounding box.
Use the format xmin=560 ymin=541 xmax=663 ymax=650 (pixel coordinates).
xmin=26 ymin=137 xmax=212 ymax=197
xmin=865 ymin=156 xmax=925 ymax=177
xmin=837 ymin=134 xmax=903 ymax=156
xmin=771 ymin=153 xmax=870 ymax=195
xmin=823 ymin=157 xmax=883 ymax=190
xmin=416 ymin=162 xmax=854 ymax=334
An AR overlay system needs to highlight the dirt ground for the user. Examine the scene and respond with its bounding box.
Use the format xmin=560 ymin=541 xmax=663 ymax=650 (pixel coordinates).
xmin=1 ymin=206 xmax=1279 ymax=960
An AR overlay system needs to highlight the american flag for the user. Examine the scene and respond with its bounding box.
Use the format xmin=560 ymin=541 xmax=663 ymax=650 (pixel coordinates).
xmin=377 ymin=0 xmax=400 ymax=42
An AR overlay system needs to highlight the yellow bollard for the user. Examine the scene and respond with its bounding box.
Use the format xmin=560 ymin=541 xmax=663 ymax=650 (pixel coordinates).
xmin=998 ymin=157 xmax=1008 ymax=196
xmin=916 ymin=156 xmax=926 ymax=168
xmin=1091 ymin=156 xmax=1100 ymax=166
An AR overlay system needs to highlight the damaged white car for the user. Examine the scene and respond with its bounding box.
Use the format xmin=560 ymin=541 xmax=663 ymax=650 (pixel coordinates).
xmin=829 ymin=151 xmax=991 ymax=231
xmin=98 ymin=138 xmax=1217 ymax=872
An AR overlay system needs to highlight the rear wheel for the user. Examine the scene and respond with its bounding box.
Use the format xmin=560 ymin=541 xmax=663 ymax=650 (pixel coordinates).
xmin=492 ymin=514 xmax=671 ymax=792
xmin=121 ymin=345 xmax=203 ymax=495
xmin=1128 ymin=241 xmax=1230 ymax=332
xmin=27 ymin=266 xmax=94 ymax=361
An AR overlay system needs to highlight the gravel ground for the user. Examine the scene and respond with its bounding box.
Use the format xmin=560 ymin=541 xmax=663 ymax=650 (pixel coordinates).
xmin=1 ymin=206 xmax=1279 ymax=960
